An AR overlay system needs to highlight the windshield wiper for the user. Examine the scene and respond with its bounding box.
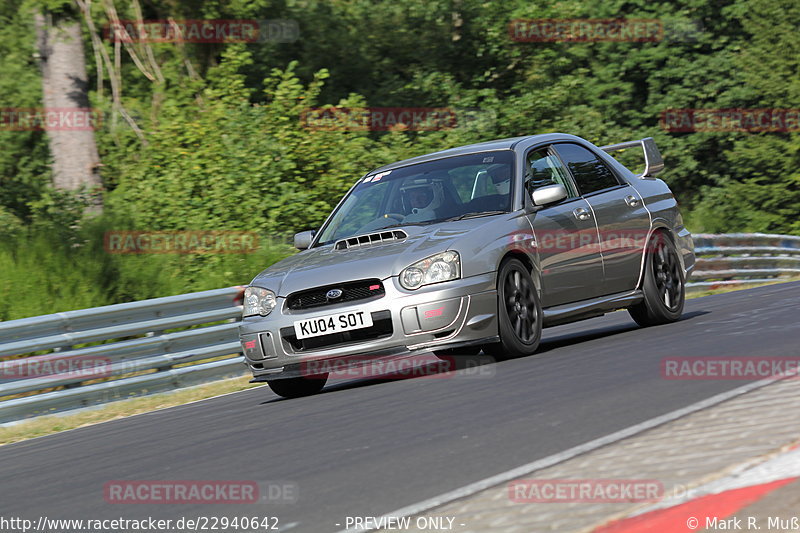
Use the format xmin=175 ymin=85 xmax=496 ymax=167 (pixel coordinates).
xmin=374 ymin=211 xmax=505 ymax=233
xmin=444 ymin=210 xmax=507 ymax=222
xmin=379 ymin=222 xmax=427 ymax=231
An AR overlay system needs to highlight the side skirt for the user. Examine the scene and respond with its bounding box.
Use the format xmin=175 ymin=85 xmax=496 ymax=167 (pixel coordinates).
xmin=542 ymin=290 xmax=643 ymax=328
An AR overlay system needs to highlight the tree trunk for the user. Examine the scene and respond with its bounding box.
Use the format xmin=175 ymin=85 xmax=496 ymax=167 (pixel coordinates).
xmin=34 ymin=8 xmax=103 ymax=211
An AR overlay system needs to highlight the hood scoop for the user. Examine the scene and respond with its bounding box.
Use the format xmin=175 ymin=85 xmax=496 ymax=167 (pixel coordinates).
xmin=334 ymin=229 xmax=408 ymax=250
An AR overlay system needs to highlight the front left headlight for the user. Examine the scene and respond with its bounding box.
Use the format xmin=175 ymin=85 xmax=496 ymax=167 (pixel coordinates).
xmin=243 ymin=286 xmax=277 ymax=317
xmin=400 ymin=251 xmax=461 ymax=290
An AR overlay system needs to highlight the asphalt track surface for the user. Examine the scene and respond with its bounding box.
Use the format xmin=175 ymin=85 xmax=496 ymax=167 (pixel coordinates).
xmin=1 ymin=282 xmax=799 ymax=532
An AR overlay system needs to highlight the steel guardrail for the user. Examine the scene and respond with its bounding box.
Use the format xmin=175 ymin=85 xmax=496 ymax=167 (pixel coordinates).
xmin=687 ymin=233 xmax=800 ymax=292
xmin=0 ymin=287 xmax=247 ymax=423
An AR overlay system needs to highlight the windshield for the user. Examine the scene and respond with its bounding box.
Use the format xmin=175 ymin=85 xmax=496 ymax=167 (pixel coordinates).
xmin=316 ymin=150 xmax=515 ymax=245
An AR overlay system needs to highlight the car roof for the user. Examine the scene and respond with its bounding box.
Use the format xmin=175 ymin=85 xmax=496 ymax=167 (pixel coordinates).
xmin=369 ymin=133 xmax=586 ymax=174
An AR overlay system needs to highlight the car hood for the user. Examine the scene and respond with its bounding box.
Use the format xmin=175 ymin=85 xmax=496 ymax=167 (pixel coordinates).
xmin=251 ymin=216 xmax=506 ymax=296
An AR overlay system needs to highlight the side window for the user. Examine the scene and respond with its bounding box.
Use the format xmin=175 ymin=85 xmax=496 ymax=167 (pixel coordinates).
xmin=526 ymin=148 xmax=578 ymax=198
xmin=451 ymin=164 xmax=513 ymax=204
xmin=553 ymin=143 xmax=620 ymax=195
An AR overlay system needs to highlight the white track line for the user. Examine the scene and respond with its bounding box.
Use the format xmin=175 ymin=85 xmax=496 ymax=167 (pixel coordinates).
xmin=339 ymin=376 xmax=783 ymax=533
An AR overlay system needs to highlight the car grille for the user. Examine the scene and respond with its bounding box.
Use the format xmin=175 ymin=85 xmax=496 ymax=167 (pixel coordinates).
xmin=286 ymin=279 xmax=385 ymax=311
xmin=281 ymin=310 xmax=393 ymax=352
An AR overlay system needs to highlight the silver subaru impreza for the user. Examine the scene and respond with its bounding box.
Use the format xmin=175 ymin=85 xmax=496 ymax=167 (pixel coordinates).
xmin=239 ymin=133 xmax=694 ymax=398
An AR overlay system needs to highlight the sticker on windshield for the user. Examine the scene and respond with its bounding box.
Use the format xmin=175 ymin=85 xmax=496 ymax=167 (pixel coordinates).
xmin=483 ymin=156 xmax=494 ymax=163
xmin=363 ymin=176 xmax=373 ymax=183
xmin=369 ymin=170 xmax=391 ymax=183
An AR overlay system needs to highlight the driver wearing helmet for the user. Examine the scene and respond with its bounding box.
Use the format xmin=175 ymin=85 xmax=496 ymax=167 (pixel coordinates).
xmin=402 ymin=180 xmax=445 ymax=222
xmin=408 ymin=186 xmax=434 ymax=211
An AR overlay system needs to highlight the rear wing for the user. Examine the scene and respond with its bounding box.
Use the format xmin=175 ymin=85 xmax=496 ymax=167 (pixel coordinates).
xmin=599 ymin=137 xmax=664 ymax=179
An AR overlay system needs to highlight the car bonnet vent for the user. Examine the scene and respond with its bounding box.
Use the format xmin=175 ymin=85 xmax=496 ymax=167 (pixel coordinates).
xmin=334 ymin=230 xmax=408 ymax=250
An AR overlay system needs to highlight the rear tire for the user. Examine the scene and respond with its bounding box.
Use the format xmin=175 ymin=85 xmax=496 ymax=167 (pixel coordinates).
xmin=267 ymin=374 xmax=327 ymax=398
xmin=483 ymin=258 xmax=542 ymax=360
xmin=628 ymin=231 xmax=685 ymax=327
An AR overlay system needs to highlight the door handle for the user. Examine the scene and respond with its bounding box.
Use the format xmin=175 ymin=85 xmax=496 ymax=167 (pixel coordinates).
xmin=625 ymin=195 xmax=640 ymax=207
xmin=573 ymin=207 xmax=591 ymax=221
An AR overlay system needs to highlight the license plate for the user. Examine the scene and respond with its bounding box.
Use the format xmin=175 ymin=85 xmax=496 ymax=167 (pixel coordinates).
xmin=293 ymin=311 xmax=373 ymax=339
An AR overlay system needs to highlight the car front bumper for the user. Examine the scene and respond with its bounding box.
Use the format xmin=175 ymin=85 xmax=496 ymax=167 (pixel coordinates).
xmin=238 ymin=272 xmax=498 ymax=380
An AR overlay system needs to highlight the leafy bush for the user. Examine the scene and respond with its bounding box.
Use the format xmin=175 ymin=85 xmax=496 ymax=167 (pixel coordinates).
xmin=0 ymin=208 xmax=294 ymax=321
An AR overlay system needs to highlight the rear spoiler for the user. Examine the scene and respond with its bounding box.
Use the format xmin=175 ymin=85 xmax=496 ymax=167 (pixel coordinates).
xmin=599 ymin=137 xmax=664 ymax=179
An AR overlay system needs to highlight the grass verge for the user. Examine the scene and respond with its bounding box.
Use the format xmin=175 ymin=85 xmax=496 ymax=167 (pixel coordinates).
xmin=686 ymin=277 xmax=800 ymax=299
xmin=0 ymin=376 xmax=264 ymax=447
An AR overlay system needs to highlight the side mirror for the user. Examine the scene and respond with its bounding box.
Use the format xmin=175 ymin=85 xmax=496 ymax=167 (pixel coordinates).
xmin=531 ymin=183 xmax=568 ymax=206
xmin=293 ymin=230 xmax=315 ymax=250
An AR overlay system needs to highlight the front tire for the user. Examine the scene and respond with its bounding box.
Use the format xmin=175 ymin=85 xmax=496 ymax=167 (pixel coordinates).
xmin=628 ymin=231 xmax=685 ymax=326
xmin=483 ymin=258 xmax=542 ymax=360
xmin=267 ymin=374 xmax=328 ymax=398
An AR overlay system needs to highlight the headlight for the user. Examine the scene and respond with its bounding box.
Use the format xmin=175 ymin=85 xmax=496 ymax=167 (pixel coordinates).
xmin=243 ymin=286 xmax=277 ymax=317
xmin=400 ymin=251 xmax=461 ymax=290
